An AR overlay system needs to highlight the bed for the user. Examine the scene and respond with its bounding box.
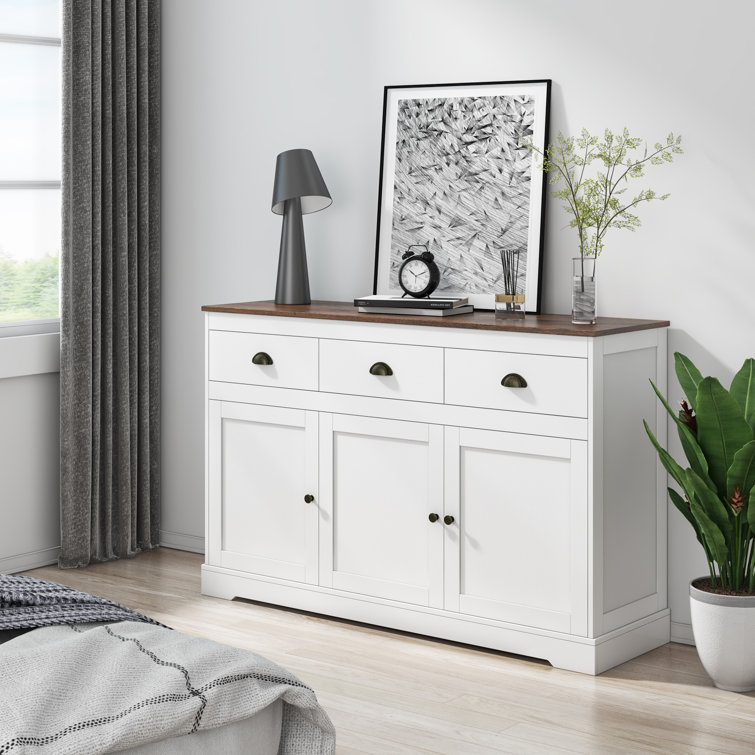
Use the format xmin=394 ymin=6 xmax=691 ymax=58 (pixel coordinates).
xmin=0 ymin=575 xmax=335 ymax=754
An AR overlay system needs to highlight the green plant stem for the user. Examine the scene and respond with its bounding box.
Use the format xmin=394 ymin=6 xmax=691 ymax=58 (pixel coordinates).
xmin=593 ymin=140 xmax=676 ymax=250
xmin=553 ymin=140 xmax=586 ymax=257
xmin=735 ymin=518 xmax=741 ymax=590
xmin=580 ymin=256 xmax=585 ymax=293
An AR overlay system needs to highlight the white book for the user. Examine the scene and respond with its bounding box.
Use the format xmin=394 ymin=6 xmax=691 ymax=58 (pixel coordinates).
xmin=358 ymin=305 xmax=473 ymax=317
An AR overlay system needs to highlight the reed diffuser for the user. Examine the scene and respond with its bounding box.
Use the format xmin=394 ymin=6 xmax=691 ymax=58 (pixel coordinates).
xmin=495 ymin=248 xmax=525 ymax=318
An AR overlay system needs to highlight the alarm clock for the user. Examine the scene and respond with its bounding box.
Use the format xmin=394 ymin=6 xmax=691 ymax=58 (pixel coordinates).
xmin=398 ymin=245 xmax=441 ymax=298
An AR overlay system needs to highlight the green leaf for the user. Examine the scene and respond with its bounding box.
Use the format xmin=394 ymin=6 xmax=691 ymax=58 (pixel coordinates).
xmin=687 ymin=470 xmax=730 ymax=566
xmin=644 ymin=420 xmax=692 ymax=499
xmin=679 ymin=427 xmax=716 ymax=492
xmin=674 ymin=353 xmax=703 ymax=411
xmin=687 ymin=468 xmax=732 ymax=538
xmin=649 ymin=379 xmax=713 ymax=489
xmin=748 ymin=487 xmax=755 ymax=536
xmin=730 ymin=358 xmax=755 ymax=433
xmin=727 ymin=440 xmax=755 ymax=500
xmin=696 ymin=377 xmax=754 ymax=495
xmin=689 ymin=494 xmax=729 ymax=569
xmin=668 ymin=487 xmax=705 ymax=546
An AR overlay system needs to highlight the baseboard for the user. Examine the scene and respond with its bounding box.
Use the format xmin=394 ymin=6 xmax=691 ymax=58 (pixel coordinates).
xmin=594 ymin=610 xmax=670 ymax=674
xmin=203 ymin=564 xmax=669 ymax=675
xmin=671 ymin=620 xmax=695 ymax=645
xmin=159 ymin=530 xmax=205 ymax=554
xmin=0 ymin=546 xmax=60 ymax=574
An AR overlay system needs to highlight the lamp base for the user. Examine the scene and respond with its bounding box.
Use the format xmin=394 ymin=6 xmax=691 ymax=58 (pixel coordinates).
xmin=275 ymin=197 xmax=311 ymax=305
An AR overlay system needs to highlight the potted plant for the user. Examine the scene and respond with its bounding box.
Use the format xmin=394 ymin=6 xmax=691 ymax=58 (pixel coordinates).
xmin=524 ymin=128 xmax=683 ymax=324
xmin=645 ymin=353 xmax=755 ymax=691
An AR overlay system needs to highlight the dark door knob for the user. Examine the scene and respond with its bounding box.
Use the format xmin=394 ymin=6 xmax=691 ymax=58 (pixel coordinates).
xmin=252 ymin=352 xmax=273 ymax=366
xmin=369 ymin=361 xmax=393 ymax=376
xmin=501 ymin=373 xmax=527 ymax=388
xmin=304 ymin=494 xmax=314 ymax=504
xmin=443 ymin=515 xmax=455 ymax=525
xmin=428 ymin=513 xmax=439 ymax=523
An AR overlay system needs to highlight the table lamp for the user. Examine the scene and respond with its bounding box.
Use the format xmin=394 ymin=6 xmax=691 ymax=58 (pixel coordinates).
xmin=271 ymin=148 xmax=332 ymax=305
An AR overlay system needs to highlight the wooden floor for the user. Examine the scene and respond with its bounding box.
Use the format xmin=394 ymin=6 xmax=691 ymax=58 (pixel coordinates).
xmin=23 ymin=548 xmax=755 ymax=754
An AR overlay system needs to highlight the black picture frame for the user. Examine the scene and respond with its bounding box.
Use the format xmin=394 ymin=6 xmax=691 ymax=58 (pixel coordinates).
xmin=373 ymin=80 xmax=551 ymax=312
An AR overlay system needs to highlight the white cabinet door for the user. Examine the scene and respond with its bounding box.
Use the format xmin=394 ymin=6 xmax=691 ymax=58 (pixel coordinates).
xmin=207 ymin=401 xmax=318 ymax=584
xmin=319 ymin=414 xmax=444 ymax=607
xmin=444 ymin=427 xmax=588 ymax=635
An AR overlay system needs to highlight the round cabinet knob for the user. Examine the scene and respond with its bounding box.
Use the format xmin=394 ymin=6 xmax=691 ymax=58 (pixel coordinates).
xmin=443 ymin=515 xmax=455 ymax=525
xmin=304 ymin=494 xmax=315 ymax=504
xmin=501 ymin=372 xmax=527 ymax=388
xmin=369 ymin=361 xmax=393 ymax=376
xmin=252 ymin=352 xmax=273 ymax=366
xmin=428 ymin=513 xmax=439 ymax=523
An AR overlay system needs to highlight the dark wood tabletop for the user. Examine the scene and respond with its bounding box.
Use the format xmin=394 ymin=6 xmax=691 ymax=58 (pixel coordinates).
xmin=201 ymin=301 xmax=669 ymax=338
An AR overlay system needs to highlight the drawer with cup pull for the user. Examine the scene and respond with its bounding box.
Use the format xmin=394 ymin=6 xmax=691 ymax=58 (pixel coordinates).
xmin=319 ymin=338 xmax=443 ymax=403
xmin=208 ymin=330 xmax=318 ymax=390
xmin=445 ymin=348 xmax=588 ymax=417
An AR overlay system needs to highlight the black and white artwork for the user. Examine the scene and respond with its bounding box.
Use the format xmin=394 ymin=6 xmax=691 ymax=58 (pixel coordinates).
xmin=374 ymin=81 xmax=550 ymax=311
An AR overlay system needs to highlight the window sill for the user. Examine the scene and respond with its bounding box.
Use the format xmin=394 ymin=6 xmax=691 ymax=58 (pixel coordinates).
xmin=0 ymin=329 xmax=60 ymax=379
xmin=0 ymin=318 xmax=60 ymax=339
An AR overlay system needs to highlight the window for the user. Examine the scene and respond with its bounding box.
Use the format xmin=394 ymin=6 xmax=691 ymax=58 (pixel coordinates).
xmin=0 ymin=0 xmax=61 ymax=327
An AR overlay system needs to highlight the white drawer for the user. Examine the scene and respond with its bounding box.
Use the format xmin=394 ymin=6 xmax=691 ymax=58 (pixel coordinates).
xmin=445 ymin=348 xmax=587 ymax=417
xmin=209 ymin=330 xmax=318 ymax=390
xmin=319 ymin=339 xmax=443 ymax=403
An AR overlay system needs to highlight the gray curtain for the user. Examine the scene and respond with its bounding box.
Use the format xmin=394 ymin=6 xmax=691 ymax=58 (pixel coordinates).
xmin=60 ymin=0 xmax=161 ymax=568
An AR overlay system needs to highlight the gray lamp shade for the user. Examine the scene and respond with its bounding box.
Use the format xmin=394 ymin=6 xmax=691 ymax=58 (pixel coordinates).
xmin=271 ymin=148 xmax=332 ymax=215
xmin=271 ymin=148 xmax=331 ymax=305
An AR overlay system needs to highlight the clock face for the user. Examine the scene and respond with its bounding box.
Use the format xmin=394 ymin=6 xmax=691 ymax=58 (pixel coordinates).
xmin=400 ymin=259 xmax=432 ymax=293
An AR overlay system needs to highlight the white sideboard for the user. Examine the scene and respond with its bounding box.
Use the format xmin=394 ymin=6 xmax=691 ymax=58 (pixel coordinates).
xmin=201 ymin=301 xmax=670 ymax=674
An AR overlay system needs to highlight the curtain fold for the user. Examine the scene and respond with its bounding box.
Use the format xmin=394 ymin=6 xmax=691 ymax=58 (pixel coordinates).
xmin=60 ymin=0 xmax=160 ymax=568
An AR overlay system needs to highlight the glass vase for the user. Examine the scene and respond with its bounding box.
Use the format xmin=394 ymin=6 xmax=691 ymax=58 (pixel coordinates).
xmin=572 ymin=257 xmax=596 ymax=324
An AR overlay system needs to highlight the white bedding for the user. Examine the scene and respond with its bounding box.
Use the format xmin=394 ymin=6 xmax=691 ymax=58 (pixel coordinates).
xmin=118 ymin=699 xmax=283 ymax=754
xmin=0 ymin=622 xmax=334 ymax=754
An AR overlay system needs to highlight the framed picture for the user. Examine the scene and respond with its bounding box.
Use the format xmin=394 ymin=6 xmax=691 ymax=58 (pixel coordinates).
xmin=373 ymin=80 xmax=551 ymax=312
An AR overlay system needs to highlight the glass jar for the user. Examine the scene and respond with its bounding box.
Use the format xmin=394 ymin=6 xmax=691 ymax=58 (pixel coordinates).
xmin=495 ymin=293 xmax=525 ymax=318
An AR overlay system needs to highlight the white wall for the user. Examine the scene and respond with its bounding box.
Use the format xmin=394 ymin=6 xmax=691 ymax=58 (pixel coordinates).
xmin=0 ymin=335 xmax=60 ymax=572
xmin=161 ymin=0 xmax=755 ymax=639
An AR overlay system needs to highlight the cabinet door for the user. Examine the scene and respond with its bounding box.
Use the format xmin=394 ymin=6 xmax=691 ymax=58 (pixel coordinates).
xmin=444 ymin=427 xmax=587 ymax=635
xmin=319 ymin=414 xmax=444 ymax=607
xmin=207 ymin=401 xmax=318 ymax=584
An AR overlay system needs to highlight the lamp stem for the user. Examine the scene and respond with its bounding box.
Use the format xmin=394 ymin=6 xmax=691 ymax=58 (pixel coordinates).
xmin=275 ymin=196 xmax=311 ymax=305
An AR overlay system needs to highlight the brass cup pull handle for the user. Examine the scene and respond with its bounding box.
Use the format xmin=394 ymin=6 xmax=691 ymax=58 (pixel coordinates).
xmin=428 ymin=513 xmax=439 ymax=523
xmin=501 ymin=372 xmax=527 ymax=388
xmin=252 ymin=352 xmax=273 ymax=366
xmin=304 ymin=494 xmax=315 ymax=504
xmin=369 ymin=361 xmax=393 ymax=377
xmin=443 ymin=515 xmax=455 ymax=526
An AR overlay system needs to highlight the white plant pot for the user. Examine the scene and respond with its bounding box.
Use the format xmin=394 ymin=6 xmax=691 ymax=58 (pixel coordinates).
xmin=690 ymin=578 xmax=755 ymax=692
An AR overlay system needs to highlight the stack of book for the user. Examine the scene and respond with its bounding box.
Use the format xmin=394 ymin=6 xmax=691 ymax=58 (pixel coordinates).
xmin=354 ymin=295 xmax=472 ymax=317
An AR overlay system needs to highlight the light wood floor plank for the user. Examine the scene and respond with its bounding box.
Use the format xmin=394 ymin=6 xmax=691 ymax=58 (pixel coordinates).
xmin=21 ymin=548 xmax=755 ymax=754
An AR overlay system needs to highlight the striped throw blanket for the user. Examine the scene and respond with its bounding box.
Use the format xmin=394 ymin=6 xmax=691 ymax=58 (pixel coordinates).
xmin=0 ymin=574 xmax=164 ymax=631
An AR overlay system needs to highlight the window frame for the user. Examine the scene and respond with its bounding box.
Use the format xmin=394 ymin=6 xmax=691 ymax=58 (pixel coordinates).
xmin=0 ymin=26 xmax=62 ymax=336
